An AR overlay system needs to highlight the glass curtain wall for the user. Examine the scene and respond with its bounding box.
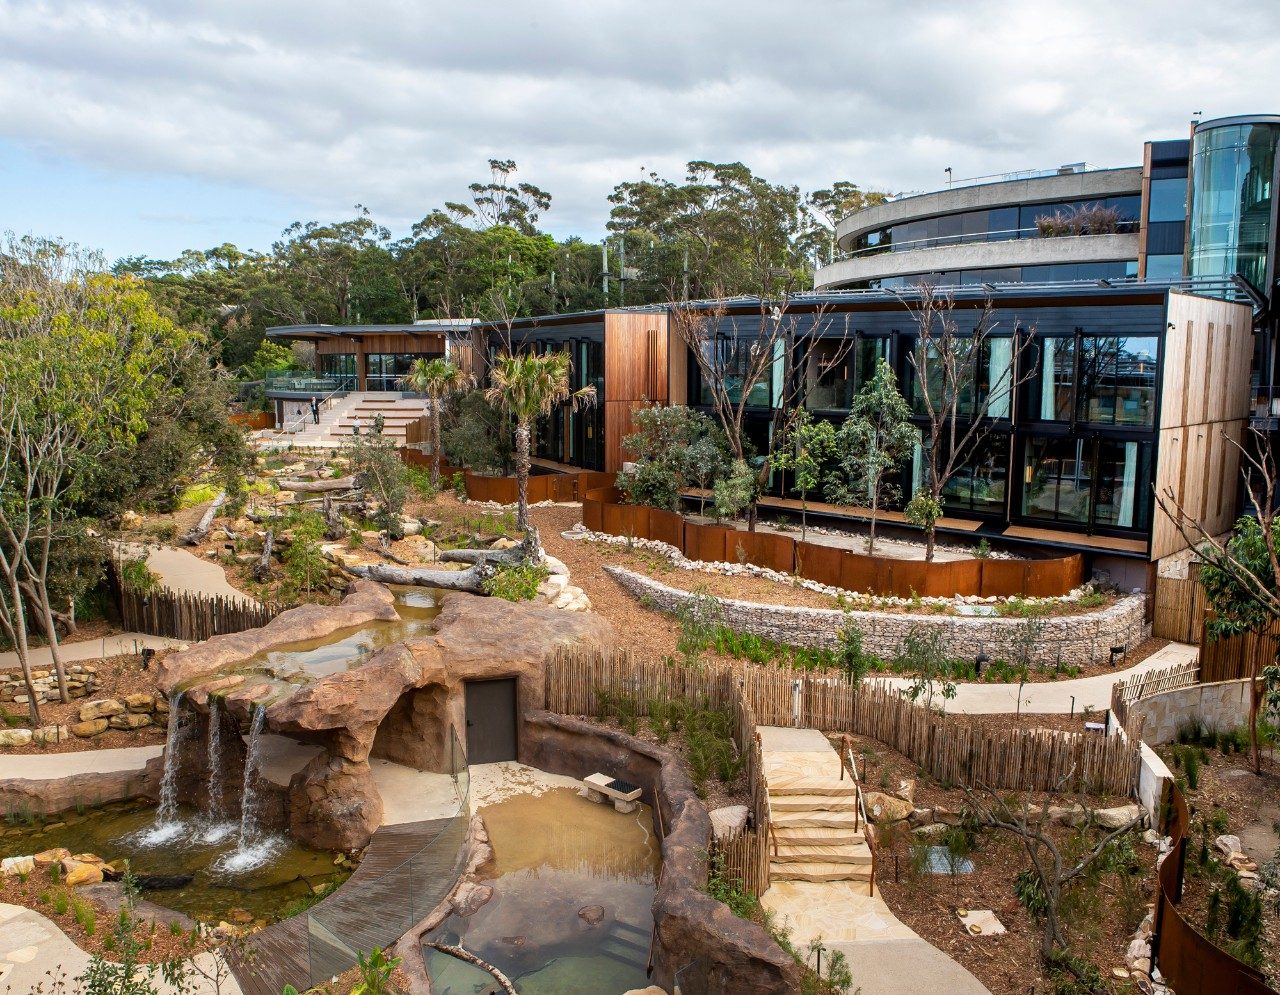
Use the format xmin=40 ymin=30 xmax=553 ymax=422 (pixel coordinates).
xmin=366 ymin=352 xmax=443 ymax=391
xmin=1189 ymin=119 xmax=1280 ymax=291
xmin=318 ymin=354 xmax=357 ymax=390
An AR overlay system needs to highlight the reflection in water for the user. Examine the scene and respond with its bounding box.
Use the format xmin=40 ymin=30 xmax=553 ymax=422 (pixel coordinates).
xmin=426 ymin=787 xmax=660 ymax=995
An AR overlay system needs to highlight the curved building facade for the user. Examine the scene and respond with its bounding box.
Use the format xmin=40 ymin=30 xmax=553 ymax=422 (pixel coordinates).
xmin=1188 ymin=114 xmax=1280 ymax=295
xmin=814 ymin=166 xmax=1143 ymax=290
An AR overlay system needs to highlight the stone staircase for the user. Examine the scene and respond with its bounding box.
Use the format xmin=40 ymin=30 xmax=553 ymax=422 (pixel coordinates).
xmin=759 ymin=727 xmax=873 ymax=893
xmin=261 ymin=393 xmax=429 ymax=449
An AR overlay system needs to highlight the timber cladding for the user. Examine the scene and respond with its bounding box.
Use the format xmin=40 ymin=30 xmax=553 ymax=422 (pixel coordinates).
xmin=1151 ymin=291 xmax=1254 ymax=562
xmin=604 ymin=311 xmax=669 ymax=470
xmin=581 ymin=487 xmax=1085 ymax=599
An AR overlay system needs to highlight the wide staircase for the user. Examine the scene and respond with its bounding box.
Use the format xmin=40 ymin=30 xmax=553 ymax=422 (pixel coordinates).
xmin=264 ymin=393 xmax=429 ymax=449
xmin=761 ymin=727 xmax=873 ymax=892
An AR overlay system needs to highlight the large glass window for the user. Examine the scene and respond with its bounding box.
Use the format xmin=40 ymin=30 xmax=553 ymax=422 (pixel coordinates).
xmin=1021 ymin=437 xmax=1093 ymax=525
xmin=804 ymin=337 xmax=889 ymax=411
xmin=1028 ymin=337 xmax=1076 ymax=422
xmin=1020 ymin=436 xmax=1153 ymax=531
xmin=1076 ymin=337 xmax=1157 ymax=426
xmin=699 ymin=339 xmax=772 ymax=407
xmin=1145 ymin=254 xmax=1184 ymax=279
xmin=938 ymin=434 xmax=1010 ymax=515
xmin=1148 ymin=177 xmax=1188 ymax=223
xmin=318 ymin=354 xmax=356 ymax=390
xmin=366 ymin=352 xmax=442 ymax=391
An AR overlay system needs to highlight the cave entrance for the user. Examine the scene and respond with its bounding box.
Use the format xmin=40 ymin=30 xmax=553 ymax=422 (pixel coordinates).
xmin=464 ymin=678 xmax=517 ymax=764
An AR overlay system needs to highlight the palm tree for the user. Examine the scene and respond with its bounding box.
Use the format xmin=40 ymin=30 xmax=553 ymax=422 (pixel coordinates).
xmin=484 ymin=352 xmax=595 ymax=531
xmin=400 ymin=357 xmax=475 ymax=488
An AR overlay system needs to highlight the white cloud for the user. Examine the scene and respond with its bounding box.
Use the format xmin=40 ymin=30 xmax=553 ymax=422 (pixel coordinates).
xmin=1 ymin=0 xmax=1276 ymax=243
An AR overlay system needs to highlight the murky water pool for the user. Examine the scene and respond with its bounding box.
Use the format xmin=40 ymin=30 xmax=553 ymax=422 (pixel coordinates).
xmin=0 ymin=800 xmax=349 ymax=925
xmin=425 ymin=786 xmax=660 ymax=995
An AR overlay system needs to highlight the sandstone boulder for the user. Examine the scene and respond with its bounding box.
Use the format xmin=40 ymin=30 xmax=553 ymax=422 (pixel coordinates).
xmin=578 ymin=904 xmax=605 ymax=926
xmin=79 ymin=699 xmax=125 ymax=722
xmin=32 ymin=725 xmax=70 ymax=745
xmin=1 ymin=855 xmax=34 ymax=876
xmin=62 ymin=860 xmax=105 ymax=887
xmin=1215 ymin=834 xmax=1243 ymax=858
xmin=109 ymin=713 xmax=152 ymax=730
xmin=1094 ymin=804 xmax=1143 ymax=830
xmin=452 ymin=881 xmax=494 ymax=917
xmin=71 ymin=719 xmax=109 ymax=738
xmin=864 ymin=791 xmax=912 ymax=824
xmin=125 ymin=693 xmax=156 ymax=713
xmin=287 ymin=754 xmax=383 ymax=852
xmin=709 ymin=805 xmax=749 ymax=841
xmin=0 ymin=728 xmax=33 ymax=747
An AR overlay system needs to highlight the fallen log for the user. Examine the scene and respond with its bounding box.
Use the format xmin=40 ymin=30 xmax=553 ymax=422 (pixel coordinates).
xmin=341 ymin=560 xmax=493 ymax=592
xmin=422 ymin=943 xmax=517 ymax=995
xmin=437 ymin=526 xmax=542 ymax=567
xmin=181 ymin=491 xmax=226 ymax=545
xmin=276 ymin=476 xmax=356 ymax=493
xmin=254 ymin=530 xmax=274 ymax=582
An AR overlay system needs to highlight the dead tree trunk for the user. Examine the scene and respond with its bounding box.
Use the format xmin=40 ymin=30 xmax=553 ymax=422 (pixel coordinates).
xmin=254 ymin=530 xmax=274 ymax=582
xmin=323 ymin=494 xmax=345 ymax=541
xmin=341 ymin=560 xmax=494 ymax=592
xmin=276 ymin=477 xmax=356 ymax=493
xmin=422 ymin=944 xmax=517 ymax=995
xmin=182 ymin=491 xmax=226 ymax=546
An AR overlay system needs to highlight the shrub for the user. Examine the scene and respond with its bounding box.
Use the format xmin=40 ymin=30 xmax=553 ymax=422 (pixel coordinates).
xmin=118 ymin=556 xmax=161 ymax=595
xmin=481 ymin=563 xmax=549 ymax=602
xmin=176 ymin=481 xmax=220 ymax=510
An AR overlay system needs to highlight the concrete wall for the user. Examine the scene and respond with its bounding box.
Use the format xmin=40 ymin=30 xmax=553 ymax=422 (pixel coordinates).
xmin=834 ymin=167 xmax=1143 ymax=247
xmin=814 ymin=232 xmax=1138 ymax=289
xmin=607 ymin=565 xmax=1148 ymax=667
xmin=1127 ymin=679 xmax=1253 ymax=745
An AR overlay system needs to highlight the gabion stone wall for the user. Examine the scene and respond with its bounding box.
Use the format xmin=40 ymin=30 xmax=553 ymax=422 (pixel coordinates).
xmin=606 ymin=566 xmax=1148 ymax=667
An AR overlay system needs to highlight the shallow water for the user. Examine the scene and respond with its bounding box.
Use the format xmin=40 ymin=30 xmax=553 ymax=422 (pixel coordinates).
xmin=179 ymin=586 xmax=442 ymax=699
xmin=0 ymin=801 xmax=349 ymax=925
xmin=425 ymin=786 xmax=660 ymax=995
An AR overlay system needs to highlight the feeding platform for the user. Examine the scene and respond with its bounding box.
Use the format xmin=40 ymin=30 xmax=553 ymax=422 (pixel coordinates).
xmin=582 ymin=773 xmax=642 ymax=813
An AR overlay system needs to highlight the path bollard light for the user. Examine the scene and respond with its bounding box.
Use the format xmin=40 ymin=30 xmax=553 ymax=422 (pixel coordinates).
xmin=975 ymin=652 xmax=990 ymax=677
xmin=1110 ymin=644 xmax=1126 ymax=669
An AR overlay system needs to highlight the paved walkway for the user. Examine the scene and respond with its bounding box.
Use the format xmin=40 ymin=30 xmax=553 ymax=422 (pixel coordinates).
xmin=118 ymin=542 xmax=257 ymax=604
xmin=0 ymin=902 xmax=240 ymax=994
xmin=758 ymin=727 xmax=990 ymax=994
xmin=0 ymin=743 xmax=163 ymax=781
xmin=0 ymin=631 xmax=184 ymax=670
xmin=875 ymin=640 xmax=1198 ymax=715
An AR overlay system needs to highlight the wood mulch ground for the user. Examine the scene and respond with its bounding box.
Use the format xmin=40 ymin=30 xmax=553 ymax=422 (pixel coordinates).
xmin=1155 ymin=741 xmax=1280 ymax=983
xmin=0 ymin=873 xmax=210 ymax=965
xmin=854 ymin=734 xmax=1152 ymax=995
xmin=0 ymin=656 xmax=169 ymax=754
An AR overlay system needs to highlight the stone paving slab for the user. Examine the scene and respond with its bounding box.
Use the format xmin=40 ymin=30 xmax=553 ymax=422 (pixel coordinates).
xmin=0 ymin=744 xmax=163 ymax=780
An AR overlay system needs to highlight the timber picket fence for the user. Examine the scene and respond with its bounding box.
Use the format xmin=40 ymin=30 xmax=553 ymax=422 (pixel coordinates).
xmin=1110 ymin=660 xmax=1201 ymax=740
xmin=116 ymin=585 xmax=284 ymax=643
xmin=546 ymin=646 xmax=1141 ymax=800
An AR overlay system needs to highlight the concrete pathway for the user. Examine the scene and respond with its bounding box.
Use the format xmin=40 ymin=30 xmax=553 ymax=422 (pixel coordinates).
xmin=758 ymin=726 xmax=990 ymax=994
xmin=0 ymin=631 xmax=184 ymax=670
xmin=874 ymin=640 xmax=1198 ymax=715
xmin=0 ymin=744 xmax=163 ymax=781
xmin=118 ymin=542 xmax=257 ymax=604
xmin=0 ymin=902 xmax=240 ymax=994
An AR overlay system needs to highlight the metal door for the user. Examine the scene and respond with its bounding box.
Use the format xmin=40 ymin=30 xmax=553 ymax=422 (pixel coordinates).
xmin=464 ymin=678 xmax=517 ymax=764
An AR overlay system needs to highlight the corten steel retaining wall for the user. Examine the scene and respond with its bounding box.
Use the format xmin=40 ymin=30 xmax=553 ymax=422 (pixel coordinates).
xmin=607 ymin=565 xmax=1148 ymax=668
xmin=396 ymin=451 xmax=614 ymax=506
xmin=229 ymin=410 xmax=275 ymax=430
xmin=1153 ymin=781 xmax=1275 ymax=994
xmin=582 ymin=486 xmax=1085 ymax=600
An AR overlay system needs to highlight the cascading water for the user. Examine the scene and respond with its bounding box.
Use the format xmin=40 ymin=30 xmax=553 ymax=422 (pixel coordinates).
xmin=198 ymin=697 xmax=235 ymax=844
xmin=133 ymin=691 xmax=187 ymax=846
xmin=217 ymin=705 xmax=281 ymax=873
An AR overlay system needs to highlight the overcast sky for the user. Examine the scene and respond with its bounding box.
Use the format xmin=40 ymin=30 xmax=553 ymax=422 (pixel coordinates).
xmin=2 ymin=0 xmax=1277 ymax=262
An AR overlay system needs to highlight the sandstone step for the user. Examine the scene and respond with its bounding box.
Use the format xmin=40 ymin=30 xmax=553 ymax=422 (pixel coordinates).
xmin=769 ymin=794 xmax=859 ymax=812
xmin=771 ymin=825 xmax=865 ymax=846
xmin=767 ymin=780 xmax=858 ymax=797
xmin=772 ymin=810 xmax=861 ymax=830
xmin=772 ymin=843 xmax=872 ymax=865
xmin=769 ymin=860 xmax=874 ymax=883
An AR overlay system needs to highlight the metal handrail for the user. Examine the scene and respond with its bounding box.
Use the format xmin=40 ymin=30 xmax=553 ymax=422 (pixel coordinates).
xmin=831 ymin=223 xmax=1138 ymax=263
xmin=273 ymin=382 xmax=347 ymax=438
xmin=844 ymin=745 xmax=876 ymax=897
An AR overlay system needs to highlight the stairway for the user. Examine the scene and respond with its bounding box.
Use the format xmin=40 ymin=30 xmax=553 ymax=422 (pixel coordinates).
xmin=596 ymin=918 xmax=651 ymax=970
xmin=263 ymin=393 xmax=430 ymax=449
xmin=759 ymin=728 xmax=873 ymax=893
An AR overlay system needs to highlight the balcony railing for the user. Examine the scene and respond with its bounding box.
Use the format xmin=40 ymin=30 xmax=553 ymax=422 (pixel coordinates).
xmin=264 ymin=374 xmax=346 ymax=394
xmin=833 ymin=223 xmax=1138 ymax=263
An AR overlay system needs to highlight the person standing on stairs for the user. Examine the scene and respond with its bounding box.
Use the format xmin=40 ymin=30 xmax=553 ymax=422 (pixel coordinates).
xmin=309 ymin=396 xmax=320 ymax=424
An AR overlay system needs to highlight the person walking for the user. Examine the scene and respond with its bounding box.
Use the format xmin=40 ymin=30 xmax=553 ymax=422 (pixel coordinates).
xmin=309 ymin=396 xmax=320 ymax=424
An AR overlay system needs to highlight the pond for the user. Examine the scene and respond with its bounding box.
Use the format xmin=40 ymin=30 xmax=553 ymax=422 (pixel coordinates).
xmin=425 ymin=786 xmax=661 ymax=995
xmin=0 ymin=799 xmax=350 ymax=926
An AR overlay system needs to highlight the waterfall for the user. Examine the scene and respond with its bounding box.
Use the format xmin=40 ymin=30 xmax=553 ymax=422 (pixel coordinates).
xmin=156 ymin=690 xmax=183 ymax=822
xmin=238 ymin=705 xmax=266 ymax=843
xmin=206 ymin=697 xmax=224 ymax=823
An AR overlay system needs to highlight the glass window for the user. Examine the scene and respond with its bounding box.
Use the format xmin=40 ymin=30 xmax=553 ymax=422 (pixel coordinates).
xmin=1094 ymin=440 xmax=1152 ymax=531
xmin=699 ymin=339 xmax=771 ymax=407
xmin=939 ymin=433 xmax=1009 ymax=515
xmin=1076 ymin=337 xmax=1157 ymax=426
xmin=1029 ymin=337 xmax=1075 ymax=422
xmin=1021 ymin=437 xmax=1093 ymax=525
xmin=1145 ymin=254 xmax=1183 ymax=279
xmin=1148 ymin=177 xmax=1188 ymax=223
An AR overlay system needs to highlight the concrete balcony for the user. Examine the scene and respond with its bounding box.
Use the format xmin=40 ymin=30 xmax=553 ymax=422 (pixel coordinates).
xmin=813 ymin=232 xmax=1139 ymax=290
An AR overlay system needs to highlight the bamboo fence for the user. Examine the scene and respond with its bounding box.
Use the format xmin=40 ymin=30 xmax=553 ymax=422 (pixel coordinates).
xmin=547 ymin=647 xmax=1141 ymax=797
xmin=1110 ymin=659 xmax=1202 ymax=740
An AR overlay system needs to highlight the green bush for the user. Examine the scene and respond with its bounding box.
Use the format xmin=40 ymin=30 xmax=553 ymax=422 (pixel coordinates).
xmin=118 ymin=556 xmax=161 ymax=595
xmin=481 ymin=563 xmax=549 ymax=602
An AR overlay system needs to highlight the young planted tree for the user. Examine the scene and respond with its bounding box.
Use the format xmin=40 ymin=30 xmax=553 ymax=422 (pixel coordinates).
xmin=824 ymin=358 xmax=919 ymax=554
xmin=905 ymin=284 xmax=1034 ymax=560
xmin=484 ymin=352 xmax=596 ymax=531
xmin=770 ymin=409 xmax=835 ymax=541
xmin=1155 ymin=426 xmax=1280 ymax=774
xmin=345 ymin=424 xmax=409 ymax=540
xmin=618 ymin=404 xmax=727 ymax=512
xmin=400 ymin=357 xmax=475 ymax=487
xmin=672 ymin=298 xmax=853 ymax=529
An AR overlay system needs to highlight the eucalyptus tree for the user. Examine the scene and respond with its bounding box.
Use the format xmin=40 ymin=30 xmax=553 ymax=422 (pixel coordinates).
xmin=771 ymin=410 xmax=836 ymax=541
